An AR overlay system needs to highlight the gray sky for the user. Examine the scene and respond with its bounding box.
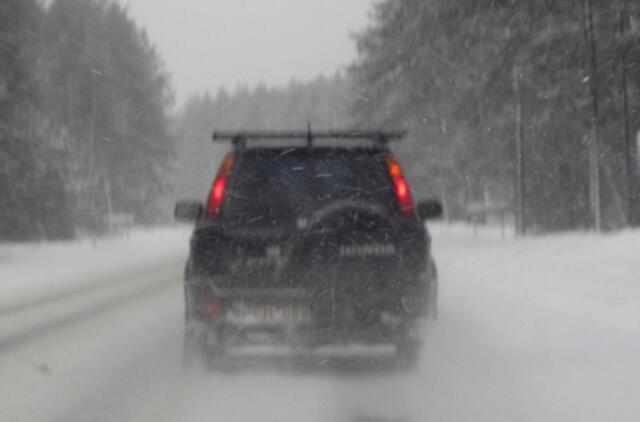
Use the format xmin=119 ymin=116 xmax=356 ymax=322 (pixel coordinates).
xmin=122 ymin=0 xmax=376 ymax=106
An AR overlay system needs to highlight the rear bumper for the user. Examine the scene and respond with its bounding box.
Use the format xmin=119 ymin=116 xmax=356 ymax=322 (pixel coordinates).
xmin=186 ymin=270 xmax=431 ymax=328
xmin=196 ymin=307 xmax=413 ymax=351
xmin=222 ymin=342 xmax=398 ymax=361
xmin=185 ymin=265 xmax=432 ymax=354
xmin=190 ymin=269 xmax=429 ymax=312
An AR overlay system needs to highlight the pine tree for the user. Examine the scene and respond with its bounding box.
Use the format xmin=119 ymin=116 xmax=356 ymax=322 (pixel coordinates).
xmin=350 ymin=0 xmax=640 ymax=231
xmin=171 ymin=74 xmax=354 ymax=203
xmin=44 ymin=0 xmax=174 ymax=229
xmin=0 ymin=0 xmax=73 ymax=240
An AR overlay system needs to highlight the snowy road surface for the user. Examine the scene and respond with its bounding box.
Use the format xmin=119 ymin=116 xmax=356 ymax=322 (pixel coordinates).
xmin=1 ymin=225 xmax=639 ymax=422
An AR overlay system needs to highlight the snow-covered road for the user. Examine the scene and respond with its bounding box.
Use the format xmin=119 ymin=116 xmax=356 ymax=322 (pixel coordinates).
xmin=1 ymin=225 xmax=639 ymax=422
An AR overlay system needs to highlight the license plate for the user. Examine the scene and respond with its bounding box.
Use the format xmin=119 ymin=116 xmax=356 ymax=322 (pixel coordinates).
xmin=232 ymin=303 xmax=311 ymax=325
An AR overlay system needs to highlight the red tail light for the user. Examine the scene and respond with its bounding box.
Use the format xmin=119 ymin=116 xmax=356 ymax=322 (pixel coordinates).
xmin=201 ymin=297 xmax=221 ymax=317
xmin=205 ymin=153 xmax=235 ymax=218
xmin=386 ymin=154 xmax=415 ymax=216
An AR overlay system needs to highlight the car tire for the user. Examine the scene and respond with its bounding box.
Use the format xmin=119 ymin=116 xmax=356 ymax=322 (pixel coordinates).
xmin=205 ymin=346 xmax=225 ymax=371
xmin=204 ymin=325 xmax=231 ymax=372
xmin=183 ymin=281 xmax=202 ymax=369
xmin=425 ymin=259 xmax=439 ymax=320
xmin=427 ymin=277 xmax=438 ymax=320
xmin=394 ymin=325 xmax=420 ymax=371
xmin=182 ymin=321 xmax=203 ymax=369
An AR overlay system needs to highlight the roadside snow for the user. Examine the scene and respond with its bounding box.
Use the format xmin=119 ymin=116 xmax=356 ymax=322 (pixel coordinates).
xmin=430 ymin=223 xmax=640 ymax=336
xmin=1 ymin=222 xmax=639 ymax=421
xmin=2 ymin=221 xmax=638 ymax=336
xmin=0 ymin=225 xmax=191 ymax=312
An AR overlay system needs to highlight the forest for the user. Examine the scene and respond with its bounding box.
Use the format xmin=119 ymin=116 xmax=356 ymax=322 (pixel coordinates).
xmin=1 ymin=0 xmax=173 ymax=240
xmin=177 ymin=0 xmax=640 ymax=232
xmin=3 ymin=0 xmax=640 ymax=239
xmin=348 ymin=0 xmax=640 ymax=231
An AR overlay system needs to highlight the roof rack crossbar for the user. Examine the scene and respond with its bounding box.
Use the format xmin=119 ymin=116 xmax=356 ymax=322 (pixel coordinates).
xmin=212 ymin=130 xmax=407 ymax=148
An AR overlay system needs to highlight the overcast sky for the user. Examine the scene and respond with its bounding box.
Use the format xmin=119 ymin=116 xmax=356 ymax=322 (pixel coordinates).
xmin=122 ymin=0 xmax=375 ymax=106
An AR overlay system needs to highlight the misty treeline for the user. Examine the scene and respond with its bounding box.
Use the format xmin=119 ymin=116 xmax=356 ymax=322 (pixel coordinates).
xmin=176 ymin=0 xmax=640 ymax=232
xmin=0 ymin=0 xmax=172 ymax=240
xmin=350 ymin=0 xmax=640 ymax=231
xmin=172 ymin=76 xmax=353 ymax=200
xmin=5 ymin=1 xmax=640 ymax=240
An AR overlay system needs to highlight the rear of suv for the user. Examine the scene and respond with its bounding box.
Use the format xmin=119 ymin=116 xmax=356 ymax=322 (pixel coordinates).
xmin=175 ymin=130 xmax=442 ymax=369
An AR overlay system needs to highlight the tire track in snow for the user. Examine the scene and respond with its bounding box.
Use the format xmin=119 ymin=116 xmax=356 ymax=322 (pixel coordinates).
xmin=0 ymin=257 xmax=184 ymax=317
xmin=0 ymin=266 xmax=181 ymax=354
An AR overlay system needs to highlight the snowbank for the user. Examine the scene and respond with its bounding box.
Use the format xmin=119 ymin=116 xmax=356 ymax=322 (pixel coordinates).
xmin=0 ymin=225 xmax=191 ymax=311
xmin=430 ymin=222 xmax=640 ymax=336
xmin=2 ymin=220 xmax=638 ymax=337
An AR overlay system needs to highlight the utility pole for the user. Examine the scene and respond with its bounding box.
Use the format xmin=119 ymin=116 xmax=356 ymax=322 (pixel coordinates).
xmin=513 ymin=66 xmax=525 ymax=235
xmin=88 ymin=67 xmax=102 ymax=231
xmin=88 ymin=68 xmax=97 ymax=229
xmin=619 ymin=1 xmax=636 ymax=225
xmin=582 ymin=0 xmax=602 ymax=232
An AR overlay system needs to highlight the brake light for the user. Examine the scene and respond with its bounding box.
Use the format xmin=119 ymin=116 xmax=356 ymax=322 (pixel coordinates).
xmin=201 ymin=297 xmax=221 ymax=317
xmin=386 ymin=154 xmax=414 ymax=216
xmin=205 ymin=153 xmax=235 ymax=217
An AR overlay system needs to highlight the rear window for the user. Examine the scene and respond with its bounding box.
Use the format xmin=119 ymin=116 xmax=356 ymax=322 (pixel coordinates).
xmin=224 ymin=148 xmax=394 ymax=224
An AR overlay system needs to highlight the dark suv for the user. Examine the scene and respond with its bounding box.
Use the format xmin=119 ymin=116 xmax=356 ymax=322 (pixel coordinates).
xmin=175 ymin=130 xmax=442 ymax=369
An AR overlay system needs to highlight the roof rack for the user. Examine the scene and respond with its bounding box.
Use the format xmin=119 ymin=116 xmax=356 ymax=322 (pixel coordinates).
xmin=212 ymin=128 xmax=407 ymax=149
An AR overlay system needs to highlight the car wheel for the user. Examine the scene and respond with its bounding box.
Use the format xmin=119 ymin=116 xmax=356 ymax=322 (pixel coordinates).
xmin=426 ymin=259 xmax=439 ymax=320
xmin=204 ymin=324 xmax=233 ymax=372
xmin=205 ymin=345 xmax=225 ymax=371
xmin=183 ymin=320 xmax=204 ymax=368
xmin=183 ymin=281 xmax=203 ymax=368
xmin=395 ymin=325 xmax=420 ymax=371
xmin=427 ymin=277 xmax=438 ymax=320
